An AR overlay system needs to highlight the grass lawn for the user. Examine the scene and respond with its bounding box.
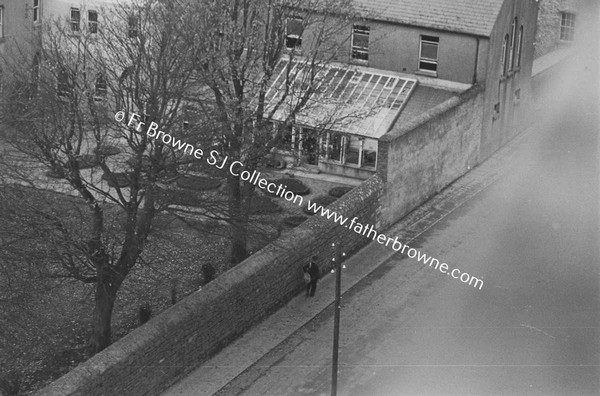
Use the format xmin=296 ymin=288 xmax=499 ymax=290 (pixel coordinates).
xmin=0 ymin=172 xmax=353 ymax=394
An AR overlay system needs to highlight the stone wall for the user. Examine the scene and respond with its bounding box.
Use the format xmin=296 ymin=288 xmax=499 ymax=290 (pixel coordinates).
xmin=534 ymin=0 xmax=584 ymax=58
xmin=35 ymin=175 xmax=384 ymax=396
xmin=377 ymin=86 xmax=484 ymax=226
xmin=35 ymin=77 xmax=489 ymax=396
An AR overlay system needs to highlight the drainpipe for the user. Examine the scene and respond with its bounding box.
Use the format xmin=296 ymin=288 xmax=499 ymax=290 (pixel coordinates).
xmin=473 ymin=37 xmax=480 ymax=84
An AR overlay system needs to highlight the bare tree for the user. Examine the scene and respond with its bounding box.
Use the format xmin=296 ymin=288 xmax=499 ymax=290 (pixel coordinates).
xmin=0 ymin=0 xmax=364 ymax=354
xmin=186 ymin=0 xmax=358 ymax=263
xmin=0 ymin=0 xmax=203 ymax=353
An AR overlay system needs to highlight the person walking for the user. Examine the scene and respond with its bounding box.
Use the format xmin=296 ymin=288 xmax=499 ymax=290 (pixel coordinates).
xmin=303 ymin=255 xmax=320 ymax=297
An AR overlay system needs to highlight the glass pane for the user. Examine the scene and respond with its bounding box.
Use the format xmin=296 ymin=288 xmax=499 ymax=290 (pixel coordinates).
xmin=286 ymin=36 xmax=302 ymax=49
xmin=419 ymin=61 xmax=437 ymax=72
xmin=420 ymin=42 xmax=438 ymax=60
xmin=362 ymin=138 xmax=377 ymax=167
xmin=345 ymin=136 xmax=360 ymax=165
xmin=328 ymin=133 xmax=342 ymax=161
xmin=287 ymin=18 xmax=303 ymax=37
xmin=353 ymin=33 xmax=369 ymax=49
xmin=278 ymin=123 xmax=293 ymax=149
xmin=351 ymin=50 xmax=368 ymax=61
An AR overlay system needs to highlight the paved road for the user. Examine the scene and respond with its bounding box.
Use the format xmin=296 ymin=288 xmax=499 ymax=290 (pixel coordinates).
xmin=206 ymin=22 xmax=599 ymax=396
xmin=164 ymin=8 xmax=600 ymax=396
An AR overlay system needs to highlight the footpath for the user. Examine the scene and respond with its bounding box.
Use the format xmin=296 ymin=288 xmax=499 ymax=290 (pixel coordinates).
xmin=162 ymin=52 xmax=568 ymax=396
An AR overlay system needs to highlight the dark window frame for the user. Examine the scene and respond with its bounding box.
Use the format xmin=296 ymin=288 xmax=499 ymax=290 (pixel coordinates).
xmin=57 ymin=68 xmax=73 ymax=97
xmin=509 ymin=18 xmax=517 ymax=71
xmin=128 ymin=16 xmax=139 ymax=38
xmin=351 ymin=24 xmax=370 ymax=61
xmin=0 ymin=6 xmax=4 ymax=39
xmin=500 ymin=34 xmax=509 ymax=76
xmin=285 ymin=16 xmax=303 ymax=50
xmin=560 ymin=12 xmax=575 ymax=41
xmin=88 ymin=10 xmax=98 ymax=34
xmin=70 ymin=7 xmax=80 ymax=32
xmin=94 ymin=72 xmax=107 ymax=98
xmin=33 ymin=0 xmax=41 ymax=23
xmin=515 ymin=25 xmax=524 ymax=69
xmin=418 ymin=35 xmax=439 ymax=74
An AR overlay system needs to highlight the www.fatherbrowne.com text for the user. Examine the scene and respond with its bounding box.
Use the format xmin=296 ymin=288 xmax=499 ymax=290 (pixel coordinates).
xmin=115 ymin=111 xmax=484 ymax=290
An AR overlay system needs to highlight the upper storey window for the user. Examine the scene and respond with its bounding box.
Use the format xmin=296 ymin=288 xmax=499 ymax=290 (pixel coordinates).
xmin=285 ymin=17 xmax=303 ymax=50
xmin=33 ymin=0 xmax=41 ymax=23
xmin=70 ymin=8 xmax=81 ymax=32
xmin=351 ymin=25 xmax=370 ymax=61
xmin=560 ymin=12 xmax=575 ymax=41
xmin=419 ymin=35 xmax=439 ymax=74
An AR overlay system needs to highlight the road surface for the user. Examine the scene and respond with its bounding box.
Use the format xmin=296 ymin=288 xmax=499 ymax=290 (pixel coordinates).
xmin=209 ymin=17 xmax=600 ymax=396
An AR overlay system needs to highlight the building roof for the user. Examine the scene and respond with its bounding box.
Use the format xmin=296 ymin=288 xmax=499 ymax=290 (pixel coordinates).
xmin=264 ymin=56 xmax=417 ymax=139
xmin=353 ymin=0 xmax=504 ymax=37
xmin=392 ymin=85 xmax=458 ymax=128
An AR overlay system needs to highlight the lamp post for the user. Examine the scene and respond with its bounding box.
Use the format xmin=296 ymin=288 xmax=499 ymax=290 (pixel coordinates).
xmin=331 ymin=242 xmax=346 ymax=396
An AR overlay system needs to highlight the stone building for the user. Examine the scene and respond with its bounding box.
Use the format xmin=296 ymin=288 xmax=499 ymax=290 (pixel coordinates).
xmin=534 ymin=0 xmax=587 ymax=58
xmin=0 ymin=0 xmax=125 ymax=95
xmin=270 ymin=0 xmax=540 ymax=178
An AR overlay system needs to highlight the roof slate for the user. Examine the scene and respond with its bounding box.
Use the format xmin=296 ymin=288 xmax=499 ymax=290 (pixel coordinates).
xmin=354 ymin=0 xmax=505 ymax=37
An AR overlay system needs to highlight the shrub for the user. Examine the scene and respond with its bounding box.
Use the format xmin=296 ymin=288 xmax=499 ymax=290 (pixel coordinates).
xmin=176 ymin=175 xmax=221 ymax=191
xmin=201 ymin=263 xmax=216 ymax=284
xmin=157 ymin=187 xmax=204 ymax=207
xmin=95 ymin=144 xmax=121 ymax=157
xmin=265 ymin=178 xmax=310 ymax=196
xmin=303 ymin=195 xmax=337 ymax=215
xmin=266 ymin=157 xmax=286 ymax=169
xmin=101 ymin=172 xmax=131 ymax=188
xmin=138 ymin=303 xmax=152 ymax=325
xmin=250 ymin=195 xmax=282 ymax=214
xmin=126 ymin=156 xmax=152 ymax=169
xmin=284 ymin=215 xmax=308 ymax=227
xmin=328 ymin=186 xmax=353 ymax=198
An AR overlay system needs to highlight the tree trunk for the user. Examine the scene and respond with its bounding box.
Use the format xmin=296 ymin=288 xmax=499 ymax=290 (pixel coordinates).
xmin=89 ymin=279 xmax=118 ymax=354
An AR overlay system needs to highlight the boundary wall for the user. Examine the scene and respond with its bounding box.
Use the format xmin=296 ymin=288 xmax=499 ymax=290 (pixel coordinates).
xmin=37 ymin=86 xmax=488 ymax=396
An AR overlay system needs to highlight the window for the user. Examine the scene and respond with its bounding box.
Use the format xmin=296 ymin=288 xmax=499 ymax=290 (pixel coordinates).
xmin=285 ymin=17 xmax=303 ymax=50
xmin=0 ymin=6 xmax=4 ymax=39
xmin=301 ymin=127 xmax=319 ymax=165
xmin=500 ymin=34 xmax=509 ymax=76
xmin=276 ymin=123 xmax=294 ymax=150
xmin=494 ymin=102 xmax=500 ymax=114
xmin=345 ymin=136 xmax=360 ymax=165
xmin=514 ymin=88 xmax=521 ymax=101
xmin=326 ymin=132 xmax=343 ymax=161
xmin=57 ymin=68 xmax=72 ymax=97
xmin=128 ymin=16 xmax=139 ymax=38
xmin=94 ymin=73 xmax=107 ymax=97
xmin=560 ymin=12 xmax=575 ymax=41
xmin=419 ymin=35 xmax=439 ymax=73
xmin=515 ymin=26 xmax=523 ymax=68
xmin=70 ymin=8 xmax=80 ymax=32
xmin=88 ymin=10 xmax=98 ymax=34
xmin=33 ymin=0 xmax=41 ymax=23
xmin=362 ymin=138 xmax=377 ymax=168
xmin=351 ymin=25 xmax=370 ymax=61
xmin=508 ymin=18 xmax=517 ymax=71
